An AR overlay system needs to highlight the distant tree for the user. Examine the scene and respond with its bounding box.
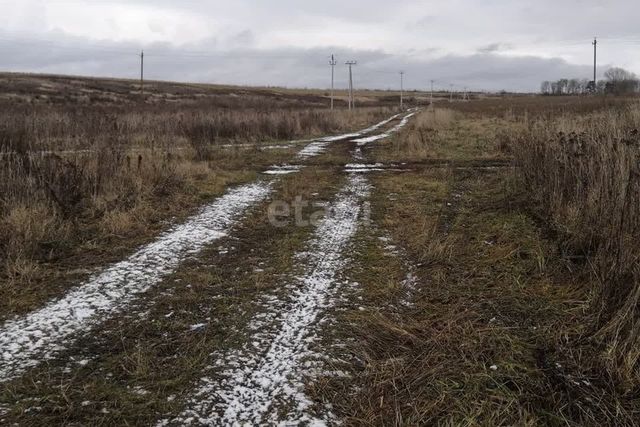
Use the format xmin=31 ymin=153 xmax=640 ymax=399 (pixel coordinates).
xmin=604 ymin=67 xmax=639 ymax=95
xmin=558 ymin=79 xmax=570 ymax=95
xmin=604 ymin=67 xmax=635 ymax=82
xmin=596 ymin=80 xmax=607 ymax=94
xmin=539 ymin=74 xmax=631 ymax=96
xmin=579 ymin=79 xmax=591 ymax=94
xmin=567 ymin=78 xmax=581 ymax=95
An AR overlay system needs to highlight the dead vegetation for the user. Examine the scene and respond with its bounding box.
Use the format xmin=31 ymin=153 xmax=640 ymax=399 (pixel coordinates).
xmin=375 ymin=107 xmax=508 ymax=163
xmin=0 ymin=158 xmax=345 ymax=426
xmin=0 ymin=74 xmax=392 ymax=320
xmin=509 ymin=103 xmax=640 ymax=388
xmin=312 ymin=99 xmax=640 ymax=426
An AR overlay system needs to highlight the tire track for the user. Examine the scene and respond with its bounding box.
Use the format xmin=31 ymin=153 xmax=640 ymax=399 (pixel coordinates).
xmin=353 ymin=110 xmax=418 ymax=146
xmin=0 ymin=114 xmax=401 ymax=384
xmin=161 ymin=174 xmax=371 ymax=426
xmin=160 ymin=112 xmax=418 ymax=426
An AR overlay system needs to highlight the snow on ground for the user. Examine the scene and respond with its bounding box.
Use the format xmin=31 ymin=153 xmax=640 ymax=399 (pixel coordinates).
xmin=263 ymin=164 xmax=302 ymax=175
xmin=344 ymin=163 xmax=389 ymax=173
xmin=0 ymin=181 xmax=273 ymax=383
xmin=344 ymin=162 xmax=411 ymax=174
xmin=296 ymin=113 xmax=402 ymax=159
xmin=316 ymin=113 xmax=400 ymax=143
xmin=345 ymin=163 xmax=385 ymax=169
xmin=379 ymin=233 xmax=420 ymax=308
xmin=0 ymin=112 xmax=404 ymax=385
xmin=162 ymin=174 xmax=372 ymax=426
xmin=296 ymin=140 xmax=332 ymax=159
xmin=353 ymin=110 xmax=418 ymax=146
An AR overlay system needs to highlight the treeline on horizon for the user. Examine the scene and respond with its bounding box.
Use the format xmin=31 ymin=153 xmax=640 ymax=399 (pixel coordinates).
xmin=541 ymin=67 xmax=640 ymax=96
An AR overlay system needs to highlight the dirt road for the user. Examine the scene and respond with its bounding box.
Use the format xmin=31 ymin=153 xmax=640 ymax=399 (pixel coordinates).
xmin=0 ymin=111 xmax=417 ymax=425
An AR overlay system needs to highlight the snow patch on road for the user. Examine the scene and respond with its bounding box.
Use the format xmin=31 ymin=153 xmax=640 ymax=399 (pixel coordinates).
xmin=296 ymin=113 xmax=402 ymax=159
xmin=296 ymin=140 xmax=332 ymax=159
xmin=353 ymin=111 xmax=418 ymax=146
xmin=345 ymin=163 xmax=385 ymax=169
xmin=344 ymin=163 xmax=409 ymax=173
xmin=164 ymin=174 xmax=371 ymax=426
xmin=0 ymin=181 xmax=273 ymax=383
xmin=317 ymin=113 xmax=400 ymax=143
xmin=263 ymin=164 xmax=302 ymax=175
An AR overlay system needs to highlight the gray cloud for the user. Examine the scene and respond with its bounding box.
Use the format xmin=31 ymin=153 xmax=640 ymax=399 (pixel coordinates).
xmin=0 ymin=31 xmax=599 ymax=92
xmin=477 ymin=43 xmax=512 ymax=54
xmin=0 ymin=0 xmax=637 ymax=91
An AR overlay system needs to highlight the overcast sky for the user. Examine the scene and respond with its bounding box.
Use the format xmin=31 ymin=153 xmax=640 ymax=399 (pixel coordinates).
xmin=1 ymin=0 xmax=639 ymax=92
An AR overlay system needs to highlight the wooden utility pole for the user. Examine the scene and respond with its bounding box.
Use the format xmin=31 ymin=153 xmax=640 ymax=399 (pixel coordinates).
xmin=430 ymin=80 xmax=434 ymax=106
xmin=330 ymin=54 xmax=337 ymax=110
xmin=400 ymin=71 xmax=405 ymax=110
xmin=346 ymin=60 xmax=357 ymax=110
xmin=140 ymin=50 xmax=145 ymax=97
xmin=593 ymin=37 xmax=597 ymax=90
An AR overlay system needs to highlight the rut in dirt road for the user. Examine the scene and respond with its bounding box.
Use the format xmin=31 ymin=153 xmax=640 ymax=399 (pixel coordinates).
xmin=0 ymin=114 xmax=404 ymax=384
xmin=161 ymin=113 xmax=419 ymax=426
xmin=295 ymin=112 xmax=401 ymax=159
xmin=353 ymin=111 xmax=418 ymax=145
xmin=162 ymin=173 xmax=371 ymax=426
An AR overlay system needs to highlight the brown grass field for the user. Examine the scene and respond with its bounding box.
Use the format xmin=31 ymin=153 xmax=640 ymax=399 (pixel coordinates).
xmin=1 ymin=73 xmax=639 ymax=425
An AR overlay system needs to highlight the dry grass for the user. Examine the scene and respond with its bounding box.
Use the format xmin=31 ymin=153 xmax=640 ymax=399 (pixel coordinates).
xmin=0 ymin=71 xmax=413 ymax=107
xmin=309 ymin=99 xmax=640 ymax=425
xmin=318 ymin=167 xmax=638 ymax=425
xmin=0 ymin=75 xmax=393 ymax=320
xmin=448 ymin=95 xmax=637 ymax=119
xmin=508 ymin=103 xmax=640 ymax=388
xmin=374 ymin=108 xmax=510 ymax=163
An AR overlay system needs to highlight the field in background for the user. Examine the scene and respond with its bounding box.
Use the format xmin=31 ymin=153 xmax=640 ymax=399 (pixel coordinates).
xmin=0 ymin=72 xmax=422 ymax=106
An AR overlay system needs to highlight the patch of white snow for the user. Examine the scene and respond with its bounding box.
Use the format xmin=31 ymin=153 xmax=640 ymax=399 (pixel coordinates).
xmin=163 ymin=174 xmax=371 ymax=426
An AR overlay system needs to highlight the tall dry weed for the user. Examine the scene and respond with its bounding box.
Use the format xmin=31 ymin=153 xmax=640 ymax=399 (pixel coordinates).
xmin=511 ymin=104 xmax=640 ymax=386
xmin=0 ymin=97 xmax=391 ymax=286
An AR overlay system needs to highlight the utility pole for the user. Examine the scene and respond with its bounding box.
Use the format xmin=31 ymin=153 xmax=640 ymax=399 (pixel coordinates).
xmin=140 ymin=50 xmax=144 ymax=97
xmin=329 ymin=54 xmax=337 ymax=110
xmin=430 ymin=80 xmax=434 ymax=106
xmin=592 ymin=37 xmax=597 ymax=92
xmin=400 ymin=71 xmax=405 ymax=110
xmin=346 ymin=60 xmax=357 ymax=111
xmin=449 ymin=84 xmax=454 ymax=102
